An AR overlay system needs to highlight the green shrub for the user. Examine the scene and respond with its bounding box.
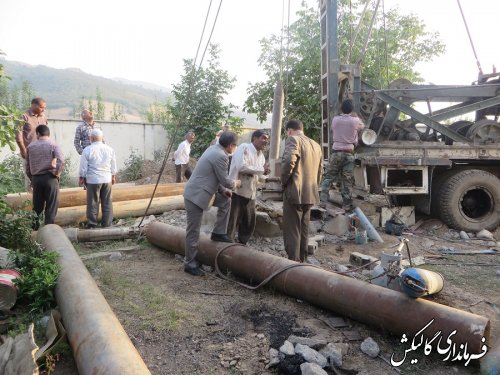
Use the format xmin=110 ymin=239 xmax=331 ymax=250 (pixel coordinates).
xmin=120 ymin=149 xmax=144 ymax=181
xmin=0 ymin=154 xmax=24 ymax=194
xmin=0 ymin=197 xmax=60 ymax=313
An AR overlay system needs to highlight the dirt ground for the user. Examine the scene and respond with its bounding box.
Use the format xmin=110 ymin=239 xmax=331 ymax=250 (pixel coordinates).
xmin=51 ymin=204 xmax=499 ymax=375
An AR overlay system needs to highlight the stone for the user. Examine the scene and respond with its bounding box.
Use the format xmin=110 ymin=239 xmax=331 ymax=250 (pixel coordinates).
xmin=306 ymin=257 xmax=321 ymax=266
xmin=360 ymin=337 xmax=380 ymax=358
xmin=319 ymin=343 xmax=343 ymax=367
xmin=295 ymin=343 xmax=328 ymax=367
xmin=279 ymin=340 xmax=295 ymax=356
xmin=108 ymin=252 xmax=123 ymax=261
xmin=309 ymin=220 xmax=323 ymax=234
xmin=381 ymin=206 xmax=415 ymax=227
xmin=268 ymin=348 xmax=281 ymax=367
xmin=254 ymin=212 xmax=282 ymax=237
xmin=309 ymin=235 xmax=326 ymax=246
xmin=300 ymin=362 xmax=328 ymax=375
xmin=287 ymin=335 xmax=328 ymax=350
xmin=401 ymin=256 xmax=425 ymax=267
xmin=476 ymin=229 xmax=494 ymax=240
xmin=323 ymin=215 xmax=350 ymax=236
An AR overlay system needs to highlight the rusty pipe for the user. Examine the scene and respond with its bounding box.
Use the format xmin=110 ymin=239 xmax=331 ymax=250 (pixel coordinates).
xmin=5 ymin=183 xmax=185 ymax=210
xmin=37 ymin=224 xmax=151 ymax=375
xmin=54 ymin=195 xmax=185 ymax=226
xmin=64 ymin=227 xmax=142 ymax=242
xmin=146 ymin=221 xmax=490 ymax=354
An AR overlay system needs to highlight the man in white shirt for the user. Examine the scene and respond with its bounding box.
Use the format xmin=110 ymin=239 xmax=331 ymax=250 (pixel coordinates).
xmin=79 ymin=129 xmax=117 ymax=228
xmin=227 ymin=130 xmax=270 ymax=244
xmin=173 ymin=131 xmax=195 ymax=182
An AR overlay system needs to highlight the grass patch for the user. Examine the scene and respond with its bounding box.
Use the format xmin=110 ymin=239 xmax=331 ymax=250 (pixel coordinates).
xmin=89 ymin=260 xmax=192 ymax=332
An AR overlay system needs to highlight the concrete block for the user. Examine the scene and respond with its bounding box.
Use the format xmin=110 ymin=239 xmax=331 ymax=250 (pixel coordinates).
xmin=309 ymin=220 xmax=323 ymax=234
xmin=349 ymin=252 xmax=379 ymax=269
xmin=323 ymin=215 xmax=350 ymax=236
xmin=381 ymin=206 xmax=415 ymax=227
xmin=309 ymin=234 xmax=325 ymax=246
xmin=308 ymin=240 xmax=318 ymax=255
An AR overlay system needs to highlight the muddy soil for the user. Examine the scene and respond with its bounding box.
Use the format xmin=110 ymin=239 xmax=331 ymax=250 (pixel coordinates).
xmin=52 ymin=208 xmax=499 ymax=375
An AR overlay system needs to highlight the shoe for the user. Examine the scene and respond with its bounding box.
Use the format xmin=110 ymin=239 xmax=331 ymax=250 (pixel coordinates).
xmin=210 ymin=233 xmax=233 ymax=243
xmin=184 ymin=267 xmax=206 ymax=276
xmin=85 ymin=224 xmax=97 ymax=229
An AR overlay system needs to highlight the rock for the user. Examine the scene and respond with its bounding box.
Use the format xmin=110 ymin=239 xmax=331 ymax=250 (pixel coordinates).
xmin=109 ymin=252 xmax=123 ymax=261
xmin=323 ymin=215 xmax=350 ymax=236
xmin=309 ymin=220 xmax=323 ymax=234
xmin=360 ymin=337 xmax=380 ymax=358
xmin=477 ymin=229 xmax=494 ymax=240
xmin=459 ymin=231 xmax=470 ymax=240
xmin=334 ymin=264 xmax=349 ymax=273
xmin=287 ymin=335 xmax=328 ymax=350
xmin=268 ymin=348 xmax=281 ymax=367
xmin=174 ymin=254 xmax=184 ymax=262
xmin=300 ymin=362 xmax=328 ymax=375
xmin=319 ymin=343 xmax=343 ymax=367
xmin=279 ymin=340 xmax=295 ymax=356
xmin=254 ymin=212 xmax=282 ymax=237
xmin=295 ymin=344 xmax=328 ymax=367
xmin=306 ymin=256 xmax=321 ymax=266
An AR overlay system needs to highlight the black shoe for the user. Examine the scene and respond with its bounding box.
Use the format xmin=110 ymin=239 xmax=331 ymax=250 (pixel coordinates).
xmin=184 ymin=267 xmax=206 ymax=276
xmin=85 ymin=224 xmax=97 ymax=229
xmin=210 ymin=233 xmax=233 ymax=243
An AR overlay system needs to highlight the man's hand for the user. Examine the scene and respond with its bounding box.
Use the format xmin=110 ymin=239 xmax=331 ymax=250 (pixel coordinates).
xmin=79 ymin=177 xmax=85 ymax=187
xmin=223 ymin=190 xmax=232 ymax=198
xmin=111 ymin=175 xmax=116 ymax=185
xmin=234 ymin=179 xmax=242 ymax=189
xmin=20 ymin=148 xmax=26 ymax=159
xmin=264 ymin=162 xmax=271 ymax=175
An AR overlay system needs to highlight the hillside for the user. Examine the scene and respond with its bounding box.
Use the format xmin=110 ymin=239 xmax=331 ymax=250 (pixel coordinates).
xmin=0 ymin=59 xmax=170 ymax=120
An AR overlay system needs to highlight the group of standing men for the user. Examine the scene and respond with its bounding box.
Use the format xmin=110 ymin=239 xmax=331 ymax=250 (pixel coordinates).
xmin=15 ymin=98 xmax=117 ymax=230
xmin=182 ymin=119 xmax=325 ymax=276
xmin=181 ymin=98 xmax=364 ymax=276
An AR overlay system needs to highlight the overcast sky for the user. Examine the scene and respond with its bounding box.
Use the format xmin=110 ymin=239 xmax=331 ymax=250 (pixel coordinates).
xmin=0 ymin=0 xmax=498 ymax=107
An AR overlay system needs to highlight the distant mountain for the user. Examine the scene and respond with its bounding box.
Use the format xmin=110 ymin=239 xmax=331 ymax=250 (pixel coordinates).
xmin=0 ymin=59 xmax=171 ymax=120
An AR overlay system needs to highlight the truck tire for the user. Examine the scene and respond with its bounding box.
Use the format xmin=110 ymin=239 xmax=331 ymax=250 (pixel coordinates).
xmin=439 ymin=169 xmax=500 ymax=231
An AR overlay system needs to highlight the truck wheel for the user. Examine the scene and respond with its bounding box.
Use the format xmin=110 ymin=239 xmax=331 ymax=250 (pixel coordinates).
xmin=440 ymin=169 xmax=500 ymax=231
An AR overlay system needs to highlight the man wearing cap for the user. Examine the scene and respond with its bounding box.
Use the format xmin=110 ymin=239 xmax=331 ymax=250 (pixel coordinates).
xmin=79 ymin=129 xmax=117 ymax=228
xmin=320 ymin=99 xmax=365 ymax=211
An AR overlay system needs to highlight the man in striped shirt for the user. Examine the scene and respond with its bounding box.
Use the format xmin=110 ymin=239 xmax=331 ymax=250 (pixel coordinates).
xmin=26 ymin=125 xmax=64 ymax=229
xmin=74 ymin=109 xmax=100 ymax=155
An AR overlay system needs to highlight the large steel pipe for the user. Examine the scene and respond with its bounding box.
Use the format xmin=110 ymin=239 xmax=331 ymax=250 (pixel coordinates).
xmin=55 ymin=195 xmax=184 ymax=226
xmin=37 ymin=224 xmax=151 ymax=375
xmin=5 ymin=183 xmax=185 ymax=210
xmin=64 ymin=227 xmax=141 ymax=242
xmin=146 ymin=222 xmax=490 ymax=354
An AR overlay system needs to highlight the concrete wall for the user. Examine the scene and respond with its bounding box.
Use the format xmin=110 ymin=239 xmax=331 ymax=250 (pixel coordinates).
xmin=0 ymin=119 xmax=169 ymax=181
xmin=0 ymin=120 xmax=279 ymax=181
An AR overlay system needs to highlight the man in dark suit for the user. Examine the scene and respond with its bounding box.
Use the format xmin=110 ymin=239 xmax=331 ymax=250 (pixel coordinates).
xmin=281 ymin=119 xmax=323 ymax=262
xmin=183 ymin=131 xmax=242 ymax=276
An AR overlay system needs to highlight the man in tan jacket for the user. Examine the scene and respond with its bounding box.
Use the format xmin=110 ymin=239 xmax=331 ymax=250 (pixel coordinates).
xmin=281 ymin=119 xmax=323 ymax=262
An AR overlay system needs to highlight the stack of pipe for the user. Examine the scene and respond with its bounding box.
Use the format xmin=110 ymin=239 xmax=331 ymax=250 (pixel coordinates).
xmin=4 ymin=183 xmax=185 ymax=226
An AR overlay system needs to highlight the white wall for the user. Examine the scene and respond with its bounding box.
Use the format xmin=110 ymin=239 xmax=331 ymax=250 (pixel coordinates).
xmin=0 ymin=119 xmax=169 ymax=181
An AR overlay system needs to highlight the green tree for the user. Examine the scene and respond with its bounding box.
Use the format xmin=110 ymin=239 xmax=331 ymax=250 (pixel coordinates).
xmin=95 ymin=88 xmax=106 ymax=120
xmin=166 ymin=44 xmax=243 ymax=157
xmin=244 ymin=1 xmax=445 ymax=139
xmin=144 ymin=98 xmax=173 ymax=124
xmin=110 ymin=102 xmax=126 ymax=121
xmin=0 ymin=50 xmax=22 ymax=151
